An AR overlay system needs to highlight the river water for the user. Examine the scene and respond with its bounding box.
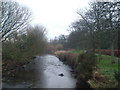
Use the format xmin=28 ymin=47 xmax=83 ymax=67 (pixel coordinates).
xmin=2 ymin=55 xmax=76 ymax=88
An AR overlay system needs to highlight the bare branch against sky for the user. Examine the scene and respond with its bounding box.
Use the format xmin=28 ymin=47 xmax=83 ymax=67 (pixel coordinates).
xmin=1 ymin=0 xmax=95 ymax=39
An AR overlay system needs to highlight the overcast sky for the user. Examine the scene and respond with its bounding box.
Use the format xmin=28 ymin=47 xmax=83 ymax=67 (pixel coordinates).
xmin=16 ymin=0 xmax=93 ymax=39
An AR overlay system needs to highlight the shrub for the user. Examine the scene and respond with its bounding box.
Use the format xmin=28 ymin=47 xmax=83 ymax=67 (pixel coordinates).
xmin=76 ymin=51 xmax=97 ymax=81
xmin=2 ymin=25 xmax=47 ymax=63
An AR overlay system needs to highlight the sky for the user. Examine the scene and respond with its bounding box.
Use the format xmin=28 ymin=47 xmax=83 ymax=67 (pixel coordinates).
xmin=15 ymin=0 xmax=93 ymax=39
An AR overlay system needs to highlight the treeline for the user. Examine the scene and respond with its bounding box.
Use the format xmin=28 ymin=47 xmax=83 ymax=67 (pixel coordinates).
xmin=49 ymin=35 xmax=67 ymax=51
xmin=52 ymin=1 xmax=120 ymax=51
xmin=68 ymin=1 xmax=119 ymax=50
xmin=1 ymin=1 xmax=47 ymax=64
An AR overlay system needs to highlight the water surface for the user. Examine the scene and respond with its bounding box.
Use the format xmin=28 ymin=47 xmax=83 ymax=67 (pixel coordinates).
xmin=2 ymin=55 xmax=76 ymax=88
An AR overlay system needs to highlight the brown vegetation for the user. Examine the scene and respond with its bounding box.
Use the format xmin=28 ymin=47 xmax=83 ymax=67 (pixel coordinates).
xmin=55 ymin=51 xmax=78 ymax=68
xmin=93 ymin=71 xmax=106 ymax=83
xmin=55 ymin=51 xmax=97 ymax=88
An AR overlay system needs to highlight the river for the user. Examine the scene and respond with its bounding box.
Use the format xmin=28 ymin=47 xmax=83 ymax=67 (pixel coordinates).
xmin=2 ymin=55 xmax=77 ymax=88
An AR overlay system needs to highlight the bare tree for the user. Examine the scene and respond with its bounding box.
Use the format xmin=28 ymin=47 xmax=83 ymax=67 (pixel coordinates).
xmin=67 ymin=1 xmax=119 ymax=62
xmin=0 ymin=1 xmax=31 ymax=42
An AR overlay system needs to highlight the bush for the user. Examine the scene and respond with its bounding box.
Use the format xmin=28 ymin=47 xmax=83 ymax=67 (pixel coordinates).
xmin=2 ymin=25 xmax=47 ymax=63
xmin=76 ymin=51 xmax=97 ymax=81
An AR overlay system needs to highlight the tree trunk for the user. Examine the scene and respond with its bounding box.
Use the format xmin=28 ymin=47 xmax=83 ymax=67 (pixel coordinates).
xmin=111 ymin=42 xmax=115 ymax=64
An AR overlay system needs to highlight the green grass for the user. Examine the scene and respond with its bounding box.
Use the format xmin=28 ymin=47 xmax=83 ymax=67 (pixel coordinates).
xmin=70 ymin=50 xmax=85 ymax=54
xmin=97 ymin=54 xmax=119 ymax=80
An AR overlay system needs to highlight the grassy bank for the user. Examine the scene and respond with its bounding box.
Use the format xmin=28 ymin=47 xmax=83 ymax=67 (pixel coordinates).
xmin=89 ymin=54 xmax=119 ymax=88
xmin=55 ymin=50 xmax=119 ymax=88
xmin=72 ymin=50 xmax=119 ymax=79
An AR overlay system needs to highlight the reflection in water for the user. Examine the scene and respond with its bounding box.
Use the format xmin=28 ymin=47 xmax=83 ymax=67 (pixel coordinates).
xmin=2 ymin=55 xmax=76 ymax=88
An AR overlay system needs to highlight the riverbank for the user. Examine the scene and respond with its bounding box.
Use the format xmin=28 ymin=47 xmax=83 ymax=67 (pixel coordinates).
xmin=55 ymin=50 xmax=119 ymax=88
xmin=55 ymin=50 xmax=94 ymax=88
xmin=2 ymin=56 xmax=37 ymax=79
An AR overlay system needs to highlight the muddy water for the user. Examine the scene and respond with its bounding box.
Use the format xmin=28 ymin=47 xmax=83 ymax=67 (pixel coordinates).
xmin=2 ymin=55 xmax=76 ymax=88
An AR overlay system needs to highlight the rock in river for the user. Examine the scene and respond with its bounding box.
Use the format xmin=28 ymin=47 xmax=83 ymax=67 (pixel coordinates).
xmin=58 ymin=73 xmax=64 ymax=77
